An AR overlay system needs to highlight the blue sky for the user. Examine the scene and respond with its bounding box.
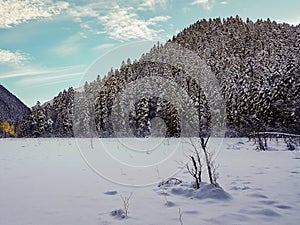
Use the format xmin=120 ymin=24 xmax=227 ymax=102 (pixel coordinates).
xmin=0 ymin=0 xmax=299 ymax=106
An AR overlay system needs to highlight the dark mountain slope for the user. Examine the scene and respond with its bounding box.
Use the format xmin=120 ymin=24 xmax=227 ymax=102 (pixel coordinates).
xmin=0 ymin=84 xmax=30 ymax=123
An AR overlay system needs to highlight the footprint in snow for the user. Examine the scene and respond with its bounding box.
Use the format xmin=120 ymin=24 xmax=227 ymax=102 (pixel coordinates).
xmin=259 ymin=200 xmax=278 ymax=205
xmin=248 ymin=193 xmax=268 ymax=199
xmin=184 ymin=210 xmax=199 ymax=214
xmin=240 ymin=208 xmax=280 ymax=217
xmin=104 ymin=191 xmax=118 ymax=195
xmin=164 ymin=201 xmax=176 ymax=207
xmin=275 ymin=205 xmax=292 ymax=209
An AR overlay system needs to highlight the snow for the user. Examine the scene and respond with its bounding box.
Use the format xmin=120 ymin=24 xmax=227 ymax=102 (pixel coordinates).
xmin=0 ymin=138 xmax=299 ymax=225
xmin=157 ymin=180 xmax=232 ymax=200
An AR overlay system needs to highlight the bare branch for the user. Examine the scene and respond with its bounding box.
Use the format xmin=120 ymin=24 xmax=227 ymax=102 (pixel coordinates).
xmin=179 ymin=208 xmax=184 ymax=225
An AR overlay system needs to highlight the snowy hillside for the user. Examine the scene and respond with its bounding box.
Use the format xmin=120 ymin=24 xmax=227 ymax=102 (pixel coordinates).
xmin=16 ymin=17 xmax=300 ymax=138
xmin=1 ymin=138 xmax=299 ymax=225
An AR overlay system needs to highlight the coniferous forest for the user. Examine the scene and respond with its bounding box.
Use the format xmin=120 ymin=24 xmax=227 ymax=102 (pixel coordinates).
xmin=16 ymin=16 xmax=300 ymax=138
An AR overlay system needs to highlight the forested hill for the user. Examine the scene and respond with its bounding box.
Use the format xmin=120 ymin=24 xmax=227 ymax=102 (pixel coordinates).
xmin=171 ymin=16 xmax=300 ymax=135
xmin=17 ymin=16 xmax=300 ymax=138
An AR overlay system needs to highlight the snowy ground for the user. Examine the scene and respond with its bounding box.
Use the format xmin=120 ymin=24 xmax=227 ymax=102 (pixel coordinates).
xmin=0 ymin=138 xmax=300 ymax=225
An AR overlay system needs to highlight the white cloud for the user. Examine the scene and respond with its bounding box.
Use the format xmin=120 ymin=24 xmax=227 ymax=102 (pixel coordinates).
xmin=94 ymin=43 xmax=116 ymax=51
xmin=0 ymin=0 xmax=69 ymax=28
xmin=220 ymin=1 xmax=228 ymax=5
xmin=191 ymin=0 xmax=208 ymax=3
xmin=98 ymin=5 xmax=171 ymax=41
xmin=0 ymin=1 xmax=173 ymax=48
xmin=190 ymin=0 xmax=214 ymax=10
xmin=0 ymin=49 xmax=29 ymax=66
xmin=138 ymin=0 xmax=168 ymax=11
xmin=148 ymin=16 xmax=171 ymax=23
xmin=1 ymin=1 xmax=172 ymax=41
xmin=182 ymin=7 xmax=191 ymax=13
xmin=80 ymin=23 xmax=91 ymax=29
xmin=79 ymin=20 xmax=106 ymax=36
xmin=66 ymin=2 xmax=103 ymax=22
xmin=67 ymin=2 xmax=172 ymax=41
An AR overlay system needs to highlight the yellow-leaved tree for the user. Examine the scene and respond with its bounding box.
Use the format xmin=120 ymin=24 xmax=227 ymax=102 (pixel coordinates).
xmin=0 ymin=121 xmax=15 ymax=137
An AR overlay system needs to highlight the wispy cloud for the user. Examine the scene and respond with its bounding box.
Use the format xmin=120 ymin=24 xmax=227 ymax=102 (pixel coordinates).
xmin=50 ymin=33 xmax=83 ymax=56
xmin=0 ymin=0 xmax=69 ymax=28
xmin=0 ymin=65 xmax=84 ymax=80
xmin=94 ymin=43 xmax=116 ymax=51
xmin=79 ymin=21 xmax=106 ymax=35
xmin=0 ymin=65 xmax=84 ymax=106
xmin=190 ymin=0 xmax=214 ymax=10
xmin=182 ymin=7 xmax=191 ymax=13
xmin=0 ymin=69 xmax=47 ymax=80
xmin=98 ymin=4 xmax=171 ymax=41
xmin=138 ymin=0 xmax=168 ymax=11
xmin=16 ymin=72 xmax=81 ymax=86
xmin=191 ymin=0 xmax=208 ymax=5
xmin=0 ymin=49 xmax=30 ymax=66
xmin=148 ymin=16 xmax=171 ymax=23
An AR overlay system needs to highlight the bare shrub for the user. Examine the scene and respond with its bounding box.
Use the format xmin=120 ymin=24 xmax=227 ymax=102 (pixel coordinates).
xmin=121 ymin=192 xmax=133 ymax=218
xmin=186 ymin=136 xmax=219 ymax=188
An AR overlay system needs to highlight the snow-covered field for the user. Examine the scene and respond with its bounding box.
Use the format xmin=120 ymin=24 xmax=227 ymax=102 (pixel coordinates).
xmin=1 ymin=138 xmax=299 ymax=225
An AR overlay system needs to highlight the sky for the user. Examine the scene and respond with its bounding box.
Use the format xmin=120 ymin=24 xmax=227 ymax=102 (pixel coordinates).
xmin=0 ymin=0 xmax=299 ymax=107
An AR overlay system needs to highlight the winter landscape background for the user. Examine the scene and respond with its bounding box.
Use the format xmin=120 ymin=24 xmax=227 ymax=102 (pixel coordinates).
xmin=1 ymin=0 xmax=300 ymax=225
xmin=1 ymin=16 xmax=298 ymax=139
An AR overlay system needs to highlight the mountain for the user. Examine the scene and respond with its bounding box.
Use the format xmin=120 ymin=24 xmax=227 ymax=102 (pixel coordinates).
xmin=17 ymin=16 xmax=300 ymax=137
xmin=0 ymin=84 xmax=30 ymax=123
